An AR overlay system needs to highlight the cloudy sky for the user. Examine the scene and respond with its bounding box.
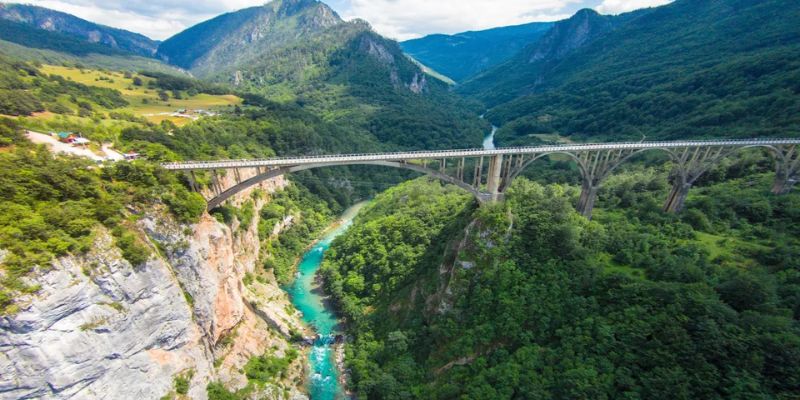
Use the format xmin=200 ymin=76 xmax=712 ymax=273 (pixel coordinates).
xmin=17 ymin=0 xmax=672 ymax=40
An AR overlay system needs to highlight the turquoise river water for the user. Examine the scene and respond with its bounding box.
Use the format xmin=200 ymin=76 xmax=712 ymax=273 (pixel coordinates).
xmin=284 ymin=202 xmax=366 ymax=400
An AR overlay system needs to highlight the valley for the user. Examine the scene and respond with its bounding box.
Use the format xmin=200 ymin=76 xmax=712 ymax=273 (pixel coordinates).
xmin=285 ymin=202 xmax=366 ymax=400
xmin=0 ymin=0 xmax=799 ymax=399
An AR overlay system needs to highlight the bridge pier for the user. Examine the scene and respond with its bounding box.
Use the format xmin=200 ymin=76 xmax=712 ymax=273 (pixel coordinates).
xmin=577 ymin=182 xmax=599 ymax=219
xmin=772 ymin=175 xmax=797 ymax=195
xmin=771 ymin=145 xmax=799 ymax=195
xmin=486 ymin=154 xmax=504 ymax=202
xmin=664 ymin=181 xmax=691 ymax=213
xmin=185 ymin=171 xmax=200 ymax=192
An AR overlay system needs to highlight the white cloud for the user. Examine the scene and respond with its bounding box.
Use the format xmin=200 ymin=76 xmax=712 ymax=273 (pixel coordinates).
xmin=22 ymin=0 xmax=268 ymax=39
xmin=12 ymin=0 xmax=674 ymax=41
xmin=340 ymin=0 xmax=582 ymax=41
xmin=595 ymin=0 xmax=672 ymax=15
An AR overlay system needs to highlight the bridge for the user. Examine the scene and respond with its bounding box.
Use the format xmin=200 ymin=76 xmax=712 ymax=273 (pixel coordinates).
xmin=161 ymin=139 xmax=800 ymax=219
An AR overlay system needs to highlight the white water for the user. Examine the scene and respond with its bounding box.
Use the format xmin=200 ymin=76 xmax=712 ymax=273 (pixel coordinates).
xmin=480 ymin=113 xmax=497 ymax=150
xmin=483 ymin=125 xmax=497 ymax=150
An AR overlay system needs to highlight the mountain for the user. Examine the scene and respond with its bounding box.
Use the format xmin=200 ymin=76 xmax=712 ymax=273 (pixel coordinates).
xmin=400 ymin=21 xmax=554 ymax=82
xmin=459 ymin=8 xmax=640 ymax=105
xmin=157 ymin=0 xmax=342 ymax=78
xmin=157 ymin=0 xmax=487 ymax=150
xmin=0 ymin=3 xmax=159 ymax=57
xmin=460 ymin=0 xmax=800 ymax=143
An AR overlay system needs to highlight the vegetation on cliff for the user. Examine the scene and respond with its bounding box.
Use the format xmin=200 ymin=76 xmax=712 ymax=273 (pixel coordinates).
xmin=0 ymin=118 xmax=205 ymax=315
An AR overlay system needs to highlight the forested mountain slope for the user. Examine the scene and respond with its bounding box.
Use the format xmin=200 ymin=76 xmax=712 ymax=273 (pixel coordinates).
xmin=158 ymin=0 xmax=487 ymax=150
xmin=400 ymin=21 xmax=553 ymax=82
xmin=461 ymin=0 xmax=800 ymax=143
xmin=459 ymin=8 xmax=638 ymax=104
xmin=322 ymin=162 xmax=800 ymax=398
xmin=157 ymin=0 xmax=341 ymax=77
xmin=0 ymin=3 xmax=159 ymax=57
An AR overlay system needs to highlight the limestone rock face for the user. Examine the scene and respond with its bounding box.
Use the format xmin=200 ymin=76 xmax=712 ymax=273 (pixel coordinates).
xmin=1 ymin=176 xmax=307 ymax=400
xmin=0 ymin=232 xmax=212 ymax=399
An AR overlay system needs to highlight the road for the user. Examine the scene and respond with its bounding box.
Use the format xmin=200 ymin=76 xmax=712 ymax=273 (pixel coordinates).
xmin=25 ymin=131 xmax=124 ymax=162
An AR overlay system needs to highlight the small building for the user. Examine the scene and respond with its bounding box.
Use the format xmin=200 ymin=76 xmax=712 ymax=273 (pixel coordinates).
xmin=57 ymin=132 xmax=76 ymax=143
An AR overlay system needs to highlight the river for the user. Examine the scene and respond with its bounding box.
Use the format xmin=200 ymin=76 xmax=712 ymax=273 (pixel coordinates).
xmin=480 ymin=113 xmax=497 ymax=150
xmin=285 ymin=116 xmax=492 ymax=398
xmin=284 ymin=202 xmax=367 ymax=400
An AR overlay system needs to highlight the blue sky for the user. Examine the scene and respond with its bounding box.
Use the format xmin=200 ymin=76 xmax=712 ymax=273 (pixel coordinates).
xmin=17 ymin=0 xmax=672 ymax=40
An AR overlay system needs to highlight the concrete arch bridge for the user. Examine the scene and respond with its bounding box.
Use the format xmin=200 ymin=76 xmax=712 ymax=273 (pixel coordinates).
xmin=161 ymin=139 xmax=800 ymax=219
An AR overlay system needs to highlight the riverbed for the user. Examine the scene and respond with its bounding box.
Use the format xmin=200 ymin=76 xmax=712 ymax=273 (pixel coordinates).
xmin=284 ymin=202 xmax=366 ymax=400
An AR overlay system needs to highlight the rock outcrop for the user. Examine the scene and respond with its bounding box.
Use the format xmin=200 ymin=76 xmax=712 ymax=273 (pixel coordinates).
xmin=0 ymin=175 xmax=309 ymax=399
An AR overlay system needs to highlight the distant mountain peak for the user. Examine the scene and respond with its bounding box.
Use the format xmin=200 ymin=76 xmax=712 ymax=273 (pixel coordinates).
xmin=0 ymin=3 xmax=159 ymax=56
xmin=527 ymin=8 xmax=613 ymax=63
xmin=156 ymin=0 xmax=346 ymax=72
xmin=574 ymin=8 xmax=601 ymax=17
xmin=272 ymin=0 xmax=341 ymax=26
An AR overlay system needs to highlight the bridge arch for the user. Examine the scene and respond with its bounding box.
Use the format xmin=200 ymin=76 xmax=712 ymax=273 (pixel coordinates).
xmin=499 ymin=147 xmax=679 ymax=193
xmin=206 ymin=160 xmax=488 ymax=210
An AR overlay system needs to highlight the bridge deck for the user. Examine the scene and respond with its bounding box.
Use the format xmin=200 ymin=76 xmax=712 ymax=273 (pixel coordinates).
xmin=161 ymin=139 xmax=800 ymax=171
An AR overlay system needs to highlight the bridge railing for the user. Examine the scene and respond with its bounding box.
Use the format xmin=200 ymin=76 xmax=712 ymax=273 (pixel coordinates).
xmin=160 ymin=138 xmax=800 ymax=170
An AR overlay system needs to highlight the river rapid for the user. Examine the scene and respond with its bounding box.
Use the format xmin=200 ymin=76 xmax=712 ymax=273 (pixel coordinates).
xmin=284 ymin=202 xmax=366 ymax=400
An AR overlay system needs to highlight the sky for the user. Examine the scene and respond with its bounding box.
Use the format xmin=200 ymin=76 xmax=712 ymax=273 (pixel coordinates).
xmin=14 ymin=0 xmax=673 ymax=41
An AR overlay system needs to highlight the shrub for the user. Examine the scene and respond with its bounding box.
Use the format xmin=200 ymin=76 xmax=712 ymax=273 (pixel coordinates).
xmin=0 ymin=117 xmax=22 ymax=146
xmin=174 ymin=372 xmax=191 ymax=395
xmin=112 ymin=227 xmax=150 ymax=266
xmin=206 ymin=383 xmax=239 ymax=400
xmin=162 ymin=185 xmax=206 ymax=224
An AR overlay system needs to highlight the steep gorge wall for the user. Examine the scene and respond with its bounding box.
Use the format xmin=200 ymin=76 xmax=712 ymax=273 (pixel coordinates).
xmin=0 ymin=175 xmax=309 ymax=399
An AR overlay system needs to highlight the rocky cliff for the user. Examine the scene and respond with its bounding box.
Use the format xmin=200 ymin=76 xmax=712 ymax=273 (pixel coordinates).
xmin=0 ymin=175 xmax=310 ymax=399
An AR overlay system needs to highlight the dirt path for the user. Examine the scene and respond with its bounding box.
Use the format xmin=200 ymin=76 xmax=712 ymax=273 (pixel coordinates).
xmin=25 ymin=131 xmax=122 ymax=162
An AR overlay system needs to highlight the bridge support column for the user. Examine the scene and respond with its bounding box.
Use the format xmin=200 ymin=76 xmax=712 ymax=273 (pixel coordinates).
xmin=664 ymin=180 xmax=691 ymax=213
xmin=771 ymin=145 xmax=799 ymax=195
xmin=661 ymin=146 xmax=732 ymax=214
xmin=577 ymin=181 xmax=599 ymax=219
xmin=772 ymin=175 xmax=797 ymax=195
xmin=486 ymin=155 xmax=504 ymax=202
xmin=186 ymin=171 xmax=199 ymax=192
xmin=211 ymin=170 xmax=224 ymax=196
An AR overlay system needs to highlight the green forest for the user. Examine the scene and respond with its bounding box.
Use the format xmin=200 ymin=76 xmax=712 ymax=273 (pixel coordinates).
xmin=321 ymin=154 xmax=800 ymax=399
xmin=463 ymin=0 xmax=800 ymax=144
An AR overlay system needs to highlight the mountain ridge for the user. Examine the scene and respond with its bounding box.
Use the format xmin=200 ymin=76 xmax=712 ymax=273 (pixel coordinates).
xmin=459 ymin=8 xmax=645 ymax=104
xmin=157 ymin=0 xmax=343 ymax=77
xmin=0 ymin=3 xmax=159 ymax=57
xmin=400 ymin=20 xmax=554 ymax=82
xmin=462 ymin=0 xmax=800 ymax=142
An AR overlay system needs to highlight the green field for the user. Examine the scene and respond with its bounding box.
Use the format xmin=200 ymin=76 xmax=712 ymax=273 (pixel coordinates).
xmin=39 ymin=65 xmax=241 ymax=126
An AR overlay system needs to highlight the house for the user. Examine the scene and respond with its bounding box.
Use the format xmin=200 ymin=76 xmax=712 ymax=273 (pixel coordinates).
xmin=57 ymin=132 xmax=76 ymax=143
